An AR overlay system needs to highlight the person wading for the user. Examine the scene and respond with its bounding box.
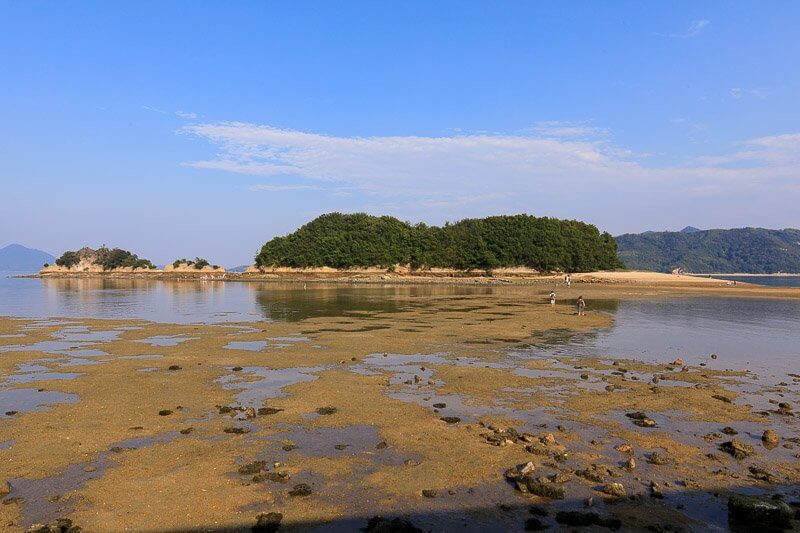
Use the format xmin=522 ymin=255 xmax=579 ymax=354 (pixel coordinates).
xmin=576 ymin=296 xmax=586 ymax=316
xmin=549 ymin=291 xmax=556 ymax=306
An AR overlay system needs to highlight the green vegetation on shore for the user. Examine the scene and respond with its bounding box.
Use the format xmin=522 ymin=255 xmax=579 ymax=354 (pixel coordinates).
xmin=55 ymin=246 xmax=155 ymax=270
xmin=172 ymin=257 xmax=216 ymax=270
xmin=615 ymin=227 xmax=800 ymax=273
xmin=255 ymin=213 xmax=623 ymax=272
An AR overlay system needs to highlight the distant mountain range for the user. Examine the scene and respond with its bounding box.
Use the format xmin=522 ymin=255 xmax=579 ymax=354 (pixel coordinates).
xmin=615 ymin=227 xmax=800 ymax=273
xmin=0 ymin=244 xmax=55 ymax=271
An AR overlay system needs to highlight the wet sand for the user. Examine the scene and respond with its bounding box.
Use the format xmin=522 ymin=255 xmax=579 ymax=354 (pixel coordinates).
xmin=0 ymin=283 xmax=798 ymax=531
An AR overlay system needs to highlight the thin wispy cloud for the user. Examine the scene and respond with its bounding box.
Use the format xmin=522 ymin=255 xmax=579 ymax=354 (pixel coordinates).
xmin=249 ymin=184 xmax=324 ymax=192
xmin=176 ymin=110 xmax=198 ymax=119
xmin=181 ymin=122 xmax=800 ymax=209
xmin=141 ymin=104 xmax=169 ymax=115
xmin=658 ymin=19 xmax=710 ymax=38
xmin=527 ymin=121 xmax=609 ymax=140
xmin=730 ymin=87 xmax=768 ymax=100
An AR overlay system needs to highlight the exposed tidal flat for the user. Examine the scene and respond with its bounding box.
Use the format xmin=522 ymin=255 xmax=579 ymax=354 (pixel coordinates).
xmin=0 ymin=277 xmax=798 ymax=531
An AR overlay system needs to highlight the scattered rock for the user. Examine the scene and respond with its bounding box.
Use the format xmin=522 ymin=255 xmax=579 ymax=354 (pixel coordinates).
xmin=523 ymin=517 xmax=547 ymax=531
xmin=650 ymin=481 xmax=664 ymax=499
xmin=421 ymin=489 xmax=437 ymax=498
xmin=244 ymin=407 xmax=257 ymax=419
xmin=0 ymin=481 xmax=9 ymax=497
xmin=614 ymin=443 xmax=633 ymax=455
xmin=231 ymin=366 xmax=243 ymax=371
xmin=218 ymin=405 xmax=234 ymax=414
xmin=748 ymin=466 xmax=780 ymax=484
xmin=762 ymin=430 xmax=779 ymax=448
xmin=524 ymin=480 xmax=566 ymax=500
xmin=711 ymin=353 xmax=718 ymax=359
xmin=625 ymin=411 xmax=648 ymax=420
xmin=252 ymin=511 xmax=282 ymax=533
xmin=624 ymin=457 xmax=636 ymax=471
xmin=168 ymin=365 xmax=181 ymax=371
xmin=158 ymin=409 xmax=172 ymax=416
xmin=26 ymin=518 xmax=82 ymax=533
xmin=505 ymin=462 xmax=536 ymax=481
xmin=224 ymin=427 xmax=250 ymax=435
xmin=288 ymin=483 xmax=312 ymax=497
xmin=580 ymin=373 xmax=589 ymax=380
xmin=238 ymin=461 xmax=267 ymax=476
xmin=633 ymin=418 xmax=657 ymax=428
xmin=647 ymin=452 xmax=670 ymax=465
xmin=672 ymin=359 xmax=684 ymax=366
xmin=266 ymin=471 xmax=291 ymax=484
xmin=432 ymin=403 xmax=446 ymax=408
xmin=5 ymin=411 xmax=18 ymax=416
xmin=440 ymin=416 xmax=461 ymax=424
xmin=363 ymin=516 xmax=421 ymax=533
xmin=601 ymin=483 xmax=626 ymax=498
xmin=179 ymin=427 xmax=194 ymax=435
xmin=281 ymin=444 xmax=296 ymax=451
xmin=721 ymin=426 xmax=738 ymax=435
xmin=316 ymin=406 xmax=337 ymax=415
xmin=720 ymin=440 xmax=754 ymax=460
xmin=728 ymin=493 xmax=793 ymax=529
xmin=258 ymin=407 xmax=283 ymax=416
xmin=376 ymin=441 xmax=388 ymax=450
xmin=712 ymin=394 xmax=733 ymax=404
xmin=555 ymin=511 xmax=621 ymax=530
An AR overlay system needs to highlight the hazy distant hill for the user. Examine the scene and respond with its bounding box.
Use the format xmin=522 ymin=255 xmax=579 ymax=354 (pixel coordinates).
xmin=228 ymin=265 xmax=250 ymax=272
xmin=615 ymin=227 xmax=800 ymax=273
xmin=0 ymin=244 xmax=55 ymax=271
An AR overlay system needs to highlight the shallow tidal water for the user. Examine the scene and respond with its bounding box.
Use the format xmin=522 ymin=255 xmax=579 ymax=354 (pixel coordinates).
xmin=1 ymin=273 xmax=799 ymax=531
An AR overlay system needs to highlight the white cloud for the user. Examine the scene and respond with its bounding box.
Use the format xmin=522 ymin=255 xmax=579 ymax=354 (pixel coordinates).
xmin=527 ymin=121 xmax=609 ymax=140
xmin=730 ymin=87 xmax=768 ymax=100
xmin=659 ymin=19 xmax=710 ymax=38
xmin=181 ymin=121 xmax=800 ymax=213
xmin=176 ymin=110 xmax=198 ymax=120
xmin=249 ymin=184 xmax=324 ymax=192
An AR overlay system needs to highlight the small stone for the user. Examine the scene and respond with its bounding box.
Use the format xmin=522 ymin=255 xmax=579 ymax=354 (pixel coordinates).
xmin=0 ymin=481 xmax=9 ymax=497
xmin=650 ymin=481 xmax=664 ymax=499
xmin=238 ymin=461 xmax=267 ymax=475
xmin=231 ymin=366 xmax=243 ymax=371
xmin=168 ymin=365 xmax=181 ymax=371
xmin=625 ymin=411 xmax=648 ymax=420
xmin=266 ymin=471 xmax=290 ymax=483
xmin=83 ymin=466 xmax=97 ymax=473
xmin=440 ymin=416 xmax=461 ymax=424
xmin=258 ymin=407 xmax=283 ymax=416
xmin=432 ymin=403 xmax=446 ymax=408
xmin=614 ymin=443 xmax=633 ymax=454
xmin=523 ymin=517 xmax=547 ymax=531
xmin=721 ymin=426 xmax=738 ymax=435
xmin=762 ymin=430 xmax=779 ymax=448
xmin=158 ymin=409 xmax=172 ymax=416
xmin=624 ymin=457 xmax=636 ymax=471
xmin=712 ymin=394 xmax=733 ymax=403
xmin=633 ymin=418 xmax=657 ymax=428
xmin=244 ymin=407 xmax=257 ymax=419
xmin=253 ymin=511 xmax=282 ymax=533
xmin=375 ymin=441 xmax=388 ymax=450
xmin=580 ymin=373 xmax=589 ymax=380
xmin=647 ymin=451 xmax=669 ymax=465
xmin=672 ymin=359 xmax=684 ymax=366
xmin=524 ymin=480 xmax=565 ymax=499
xmin=179 ymin=427 xmax=194 ymax=435
xmin=720 ymin=439 xmax=755 ymax=460
xmin=504 ymin=462 xmax=535 ymax=481
xmin=281 ymin=443 xmax=296 ymax=451
xmin=421 ymin=489 xmax=437 ymax=498
xmin=316 ymin=406 xmax=337 ymax=415
xmin=288 ymin=483 xmax=312 ymax=497
xmin=601 ymin=482 xmax=626 ymax=498
xmin=711 ymin=353 xmax=718 ymax=359
xmin=224 ymin=427 xmax=250 ymax=434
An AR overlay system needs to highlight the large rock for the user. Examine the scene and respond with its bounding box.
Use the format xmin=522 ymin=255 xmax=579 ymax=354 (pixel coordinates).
xmin=728 ymin=494 xmax=793 ymax=529
xmin=720 ymin=439 xmax=755 ymax=460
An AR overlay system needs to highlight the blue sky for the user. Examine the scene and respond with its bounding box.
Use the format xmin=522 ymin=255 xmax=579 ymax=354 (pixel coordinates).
xmin=2 ymin=1 xmax=799 ymax=266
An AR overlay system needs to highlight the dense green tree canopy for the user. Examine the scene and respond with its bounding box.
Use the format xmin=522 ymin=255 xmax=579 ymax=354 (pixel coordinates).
xmin=255 ymin=213 xmax=623 ymax=272
xmin=55 ymin=246 xmax=155 ymax=270
xmin=615 ymin=227 xmax=800 ymax=273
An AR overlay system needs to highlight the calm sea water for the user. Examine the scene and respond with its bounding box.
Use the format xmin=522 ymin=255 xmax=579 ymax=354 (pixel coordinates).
xmin=711 ymin=275 xmax=800 ymax=287
xmin=1 ymin=272 xmax=798 ymax=372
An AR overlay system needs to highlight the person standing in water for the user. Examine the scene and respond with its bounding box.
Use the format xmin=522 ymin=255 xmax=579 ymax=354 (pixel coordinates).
xmin=576 ymin=296 xmax=586 ymax=316
xmin=549 ymin=290 xmax=556 ymax=306
xmin=566 ymin=274 xmax=571 ymax=288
